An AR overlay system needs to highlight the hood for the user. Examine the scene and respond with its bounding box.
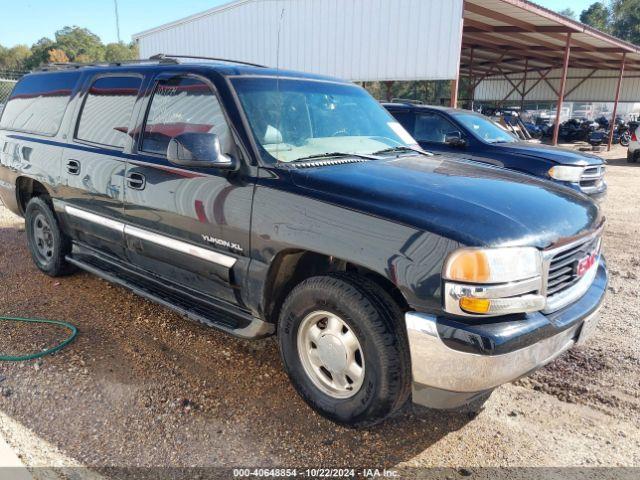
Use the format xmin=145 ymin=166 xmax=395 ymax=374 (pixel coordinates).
xmin=496 ymin=142 xmax=604 ymax=166
xmin=289 ymin=155 xmax=601 ymax=248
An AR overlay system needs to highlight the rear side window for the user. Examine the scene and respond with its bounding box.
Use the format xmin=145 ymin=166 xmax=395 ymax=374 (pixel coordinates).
xmin=76 ymin=76 xmax=142 ymax=148
xmin=141 ymin=76 xmax=232 ymax=156
xmin=0 ymin=72 xmax=78 ymax=136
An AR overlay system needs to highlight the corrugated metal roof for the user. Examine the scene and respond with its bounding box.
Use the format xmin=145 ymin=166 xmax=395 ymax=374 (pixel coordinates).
xmin=132 ymin=0 xmax=640 ymax=103
xmin=462 ymin=0 xmax=640 ymax=77
xmin=133 ymin=0 xmax=464 ymax=82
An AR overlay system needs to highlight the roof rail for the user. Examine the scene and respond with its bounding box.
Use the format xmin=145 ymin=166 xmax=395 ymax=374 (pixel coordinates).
xmin=36 ymin=57 xmax=179 ymax=72
xmin=391 ymin=98 xmax=424 ymax=105
xmin=34 ymin=54 xmax=266 ymax=72
xmin=152 ymin=54 xmax=267 ymax=68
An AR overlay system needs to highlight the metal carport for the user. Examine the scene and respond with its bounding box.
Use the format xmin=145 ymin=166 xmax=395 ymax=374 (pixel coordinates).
xmin=459 ymin=0 xmax=640 ymax=148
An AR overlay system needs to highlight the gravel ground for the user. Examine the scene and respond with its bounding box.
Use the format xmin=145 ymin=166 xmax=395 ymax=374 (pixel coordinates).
xmin=0 ymin=145 xmax=639 ymax=477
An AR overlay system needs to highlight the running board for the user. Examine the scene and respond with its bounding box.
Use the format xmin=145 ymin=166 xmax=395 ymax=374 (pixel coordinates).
xmin=65 ymin=252 xmax=274 ymax=340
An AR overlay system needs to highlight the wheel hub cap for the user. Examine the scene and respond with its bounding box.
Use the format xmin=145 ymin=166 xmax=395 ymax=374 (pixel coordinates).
xmin=316 ymin=334 xmax=348 ymax=372
xmin=297 ymin=311 xmax=365 ymax=399
xmin=32 ymin=213 xmax=54 ymax=262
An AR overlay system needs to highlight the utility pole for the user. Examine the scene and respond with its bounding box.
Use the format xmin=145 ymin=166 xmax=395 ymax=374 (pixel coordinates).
xmin=114 ymin=0 xmax=121 ymax=43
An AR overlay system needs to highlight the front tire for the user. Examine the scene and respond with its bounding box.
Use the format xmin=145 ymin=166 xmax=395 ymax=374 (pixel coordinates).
xmin=25 ymin=196 xmax=74 ymax=277
xmin=278 ymin=273 xmax=411 ymax=427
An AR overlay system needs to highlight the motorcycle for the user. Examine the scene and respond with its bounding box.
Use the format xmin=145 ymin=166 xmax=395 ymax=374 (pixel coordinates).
xmin=588 ymin=123 xmax=631 ymax=147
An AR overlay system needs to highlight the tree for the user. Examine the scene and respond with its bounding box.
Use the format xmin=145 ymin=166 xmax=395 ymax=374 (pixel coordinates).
xmin=75 ymin=54 xmax=92 ymax=63
xmin=104 ymin=42 xmax=139 ymax=63
xmin=557 ymin=8 xmax=577 ymax=20
xmin=25 ymin=37 xmax=55 ymax=69
xmin=580 ymin=2 xmax=611 ymax=31
xmin=0 ymin=44 xmax=32 ymax=70
xmin=47 ymin=48 xmax=69 ymax=63
xmin=610 ymin=0 xmax=640 ymax=44
xmin=54 ymin=26 xmax=105 ymax=62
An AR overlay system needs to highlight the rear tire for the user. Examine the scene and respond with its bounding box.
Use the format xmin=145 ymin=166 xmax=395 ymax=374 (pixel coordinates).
xmin=25 ymin=197 xmax=75 ymax=277
xmin=278 ymin=273 xmax=411 ymax=427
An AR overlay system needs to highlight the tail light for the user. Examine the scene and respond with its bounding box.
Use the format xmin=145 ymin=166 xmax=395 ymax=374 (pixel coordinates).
xmin=632 ymin=130 xmax=638 ymax=142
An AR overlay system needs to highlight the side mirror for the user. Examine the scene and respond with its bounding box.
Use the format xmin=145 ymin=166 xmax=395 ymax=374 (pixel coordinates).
xmin=445 ymin=131 xmax=466 ymax=147
xmin=167 ymin=132 xmax=238 ymax=170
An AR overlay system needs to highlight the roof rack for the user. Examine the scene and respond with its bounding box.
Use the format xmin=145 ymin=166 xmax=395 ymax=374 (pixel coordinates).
xmin=35 ymin=54 xmax=267 ymax=72
xmin=151 ymin=54 xmax=267 ymax=68
xmin=391 ymin=98 xmax=424 ymax=105
xmin=36 ymin=57 xmax=179 ymax=72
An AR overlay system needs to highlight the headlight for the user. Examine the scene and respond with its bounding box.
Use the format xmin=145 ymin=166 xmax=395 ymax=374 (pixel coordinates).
xmin=548 ymin=165 xmax=584 ymax=182
xmin=444 ymin=247 xmax=541 ymax=283
xmin=443 ymin=247 xmax=545 ymax=316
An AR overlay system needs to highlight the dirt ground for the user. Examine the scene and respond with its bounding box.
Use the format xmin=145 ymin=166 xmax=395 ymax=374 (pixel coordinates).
xmin=0 ymin=145 xmax=639 ymax=478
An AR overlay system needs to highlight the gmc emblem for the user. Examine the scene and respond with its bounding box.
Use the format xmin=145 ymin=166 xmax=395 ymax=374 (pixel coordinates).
xmin=576 ymin=252 xmax=597 ymax=277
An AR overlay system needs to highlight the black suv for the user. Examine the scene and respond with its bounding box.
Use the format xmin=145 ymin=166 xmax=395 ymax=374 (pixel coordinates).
xmin=0 ymin=57 xmax=607 ymax=427
xmin=384 ymin=103 xmax=607 ymax=200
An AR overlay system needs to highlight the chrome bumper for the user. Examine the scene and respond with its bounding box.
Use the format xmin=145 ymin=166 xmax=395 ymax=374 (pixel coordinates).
xmin=405 ymin=307 xmax=601 ymax=409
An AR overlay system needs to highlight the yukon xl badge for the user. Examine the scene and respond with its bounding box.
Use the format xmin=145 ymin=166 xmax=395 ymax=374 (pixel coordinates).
xmin=202 ymin=235 xmax=243 ymax=253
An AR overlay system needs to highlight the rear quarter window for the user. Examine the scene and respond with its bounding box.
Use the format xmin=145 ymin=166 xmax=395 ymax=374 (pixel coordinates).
xmin=75 ymin=75 xmax=142 ymax=148
xmin=0 ymin=72 xmax=78 ymax=136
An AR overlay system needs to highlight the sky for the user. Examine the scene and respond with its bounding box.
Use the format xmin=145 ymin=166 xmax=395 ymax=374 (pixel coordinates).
xmin=0 ymin=0 xmax=598 ymax=48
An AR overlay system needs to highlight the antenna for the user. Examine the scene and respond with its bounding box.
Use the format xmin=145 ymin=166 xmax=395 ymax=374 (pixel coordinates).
xmin=113 ymin=0 xmax=122 ymax=43
xmin=276 ymin=7 xmax=285 ymax=72
xmin=275 ymin=7 xmax=285 ymax=162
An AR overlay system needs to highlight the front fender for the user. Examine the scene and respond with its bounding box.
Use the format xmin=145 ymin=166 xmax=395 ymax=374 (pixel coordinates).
xmin=244 ymin=178 xmax=461 ymax=317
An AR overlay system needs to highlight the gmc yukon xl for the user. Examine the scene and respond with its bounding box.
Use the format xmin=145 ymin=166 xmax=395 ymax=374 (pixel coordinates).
xmin=0 ymin=57 xmax=607 ymax=427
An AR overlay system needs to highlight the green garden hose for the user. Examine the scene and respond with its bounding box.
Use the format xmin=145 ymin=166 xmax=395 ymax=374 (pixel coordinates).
xmin=0 ymin=317 xmax=77 ymax=361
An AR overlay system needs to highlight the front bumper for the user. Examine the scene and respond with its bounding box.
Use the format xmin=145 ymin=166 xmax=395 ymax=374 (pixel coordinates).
xmin=564 ymin=179 xmax=607 ymax=201
xmin=406 ymin=262 xmax=607 ymax=409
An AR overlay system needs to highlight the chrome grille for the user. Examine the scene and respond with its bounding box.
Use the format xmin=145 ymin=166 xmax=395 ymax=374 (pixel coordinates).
xmin=580 ymin=165 xmax=605 ymax=190
xmin=543 ymin=230 xmax=602 ymax=312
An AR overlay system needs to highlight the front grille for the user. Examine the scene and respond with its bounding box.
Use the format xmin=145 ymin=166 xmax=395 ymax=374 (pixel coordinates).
xmin=580 ymin=165 xmax=605 ymax=189
xmin=545 ymin=235 xmax=601 ymax=297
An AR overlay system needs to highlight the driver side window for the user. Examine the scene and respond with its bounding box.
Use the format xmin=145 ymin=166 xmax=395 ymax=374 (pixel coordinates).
xmin=141 ymin=76 xmax=232 ymax=156
xmin=413 ymin=113 xmax=461 ymax=144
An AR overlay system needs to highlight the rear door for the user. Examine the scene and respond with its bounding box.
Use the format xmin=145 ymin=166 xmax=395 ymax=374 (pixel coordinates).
xmin=123 ymin=73 xmax=254 ymax=306
xmin=61 ymin=74 xmax=143 ymax=260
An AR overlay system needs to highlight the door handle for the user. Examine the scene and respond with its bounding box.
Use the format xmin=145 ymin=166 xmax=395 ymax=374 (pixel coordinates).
xmin=126 ymin=172 xmax=146 ymax=190
xmin=66 ymin=159 xmax=80 ymax=175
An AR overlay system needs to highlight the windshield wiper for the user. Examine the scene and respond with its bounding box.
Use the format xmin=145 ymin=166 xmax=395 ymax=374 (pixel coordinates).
xmin=372 ymin=146 xmax=433 ymax=157
xmin=291 ymin=152 xmax=380 ymax=163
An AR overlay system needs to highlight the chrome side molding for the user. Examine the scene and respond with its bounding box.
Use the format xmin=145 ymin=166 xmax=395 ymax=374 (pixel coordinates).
xmin=65 ymin=205 xmax=125 ymax=233
xmin=64 ymin=205 xmax=236 ymax=268
xmin=126 ymin=225 xmax=236 ymax=268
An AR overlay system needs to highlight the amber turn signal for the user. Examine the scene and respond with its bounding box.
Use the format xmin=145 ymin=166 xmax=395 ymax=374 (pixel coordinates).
xmin=459 ymin=297 xmax=492 ymax=314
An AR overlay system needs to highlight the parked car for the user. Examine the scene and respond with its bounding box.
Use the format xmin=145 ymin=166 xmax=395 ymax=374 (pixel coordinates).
xmin=628 ymin=122 xmax=640 ymax=162
xmin=384 ymin=103 xmax=607 ymax=200
xmin=0 ymin=58 xmax=607 ymax=427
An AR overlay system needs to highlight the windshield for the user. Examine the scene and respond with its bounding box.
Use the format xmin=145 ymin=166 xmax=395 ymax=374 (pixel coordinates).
xmin=232 ymin=77 xmax=417 ymax=163
xmin=455 ymin=113 xmax=518 ymax=144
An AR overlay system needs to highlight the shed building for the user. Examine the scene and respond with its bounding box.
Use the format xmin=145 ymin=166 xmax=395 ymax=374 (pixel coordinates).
xmin=134 ymin=0 xmax=640 ymax=147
